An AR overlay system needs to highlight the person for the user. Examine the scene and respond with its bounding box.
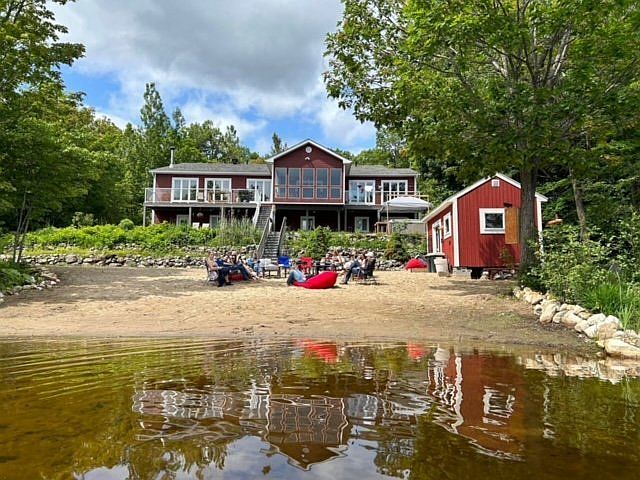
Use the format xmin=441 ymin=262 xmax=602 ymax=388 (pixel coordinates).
xmin=341 ymin=254 xmax=364 ymax=284
xmin=205 ymin=252 xmax=232 ymax=287
xmin=286 ymin=262 xmax=307 ymax=286
xmin=239 ymin=256 xmax=260 ymax=281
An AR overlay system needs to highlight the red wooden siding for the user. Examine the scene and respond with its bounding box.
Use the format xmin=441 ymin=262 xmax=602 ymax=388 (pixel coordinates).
xmin=426 ymin=205 xmax=454 ymax=265
xmin=456 ymin=179 xmax=522 ymax=268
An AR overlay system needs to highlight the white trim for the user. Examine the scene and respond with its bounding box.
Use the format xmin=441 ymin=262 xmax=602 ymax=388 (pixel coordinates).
xmin=423 ymin=173 xmax=548 ymax=223
xmin=479 ymin=208 xmax=506 ymax=234
xmin=300 ymin=215 xmax=316 ymax=230
xmin=381 ymin=179 xmax=409 ymax=202
xmin=204 ymin=177 xmax=232 ymax=201
xmin=246 ymin=178 xmax=272 ymax=202
xmin=354 ymin=216 xmax=370 ymax=232
xmin=348 ymin=179 xmax=376 ymax=204
xmin=432 ymin=220 xmax=443 ymax=253
xmin=175 ymin=214 xmax=190 ymax=226
xmin=536 ymin=198 xmax=543 ymax=233
xmin=265 ymin=139 xmax=353 ymax=165
xmin=452 ymin=201 xmax=460 ymax=267
xmin=151 ymin=174 xmax=157 ymax=224
xmin=171 ymin=177 xmax=199 ymax=202
xmin=443 ymin=212 xmax=452 ymax=239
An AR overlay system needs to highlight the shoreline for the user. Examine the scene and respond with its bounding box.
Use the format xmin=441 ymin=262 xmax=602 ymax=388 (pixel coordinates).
xmin=0 ymin=266 xmax=598 ymax=355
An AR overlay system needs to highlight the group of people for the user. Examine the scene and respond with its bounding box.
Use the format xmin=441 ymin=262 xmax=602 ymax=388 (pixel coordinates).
xmin=205 ymin=252 xmax=260 ymax=287
xmin=286 ymin=251 xmax=376 ymax=286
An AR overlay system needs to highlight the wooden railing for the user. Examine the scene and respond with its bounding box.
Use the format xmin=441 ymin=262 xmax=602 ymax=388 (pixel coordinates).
xmin=277 ymin=217 xmax=288 ymax=256
xmin=256 ymin=216 xmax=273 ymax=260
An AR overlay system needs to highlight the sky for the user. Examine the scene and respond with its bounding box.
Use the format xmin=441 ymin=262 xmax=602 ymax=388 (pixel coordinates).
xmin=53 ymin=0 xmax=376 ymax=156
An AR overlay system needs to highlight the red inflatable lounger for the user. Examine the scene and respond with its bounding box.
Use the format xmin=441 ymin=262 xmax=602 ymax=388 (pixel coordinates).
xmin=405 ymin=258 xmax=428 ymax=270
xmin=294 ymin=271 xmax=338 ymax=289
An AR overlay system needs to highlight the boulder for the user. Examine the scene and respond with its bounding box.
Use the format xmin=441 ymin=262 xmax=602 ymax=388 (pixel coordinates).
xmin=524 ymin=291 xmax=545 ymax=305
xmin=552 ymin=311 xmax=567 ymax=324
xmin=561 ymin=312 xmax=583 ymax=328
xmin=603 ymin=338 xmax=640 ymax=359
xmin=588 ymin=313 xmax=607 ymax=325
xmin=540 ymin=301 xmax=560 ymax=324
xmin=65 ymin=254 xmax=78 ymax=264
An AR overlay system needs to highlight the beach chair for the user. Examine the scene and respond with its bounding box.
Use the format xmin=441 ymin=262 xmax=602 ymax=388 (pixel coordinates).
xmin=278 ymin=255 xmax=292 ymax=276
xmin=258 ymin=258 xmax=280 ymax=277
xmin=355 ymin=258 xmax=377 ymax=285
xmin=205 ymin=262 xmax=219 ymax=284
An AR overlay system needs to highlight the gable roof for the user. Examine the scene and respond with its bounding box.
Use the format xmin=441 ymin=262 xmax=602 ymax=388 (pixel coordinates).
xmin=265 ymin=139 xmax=353 ymax=165
xmin=423 ymin=173 xmax=548 ymax=222
xmin=151 ymin=163 xmax=270 ymax=175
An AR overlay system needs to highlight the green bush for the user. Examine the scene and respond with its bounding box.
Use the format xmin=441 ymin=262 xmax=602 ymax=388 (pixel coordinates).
xmin=385 ymin=232 xmax=409 ymax=262
xmin=583 ymin=279 xmax=640 ymax=331
xmin=0 ymin=261 xmax=35 ymax=292
xmin=118 ymin=218 xmax=135 ymax=231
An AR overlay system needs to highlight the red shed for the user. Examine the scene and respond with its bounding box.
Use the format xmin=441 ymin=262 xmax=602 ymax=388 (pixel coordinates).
xmin=423 ymin=174 xmax=547 ymax=271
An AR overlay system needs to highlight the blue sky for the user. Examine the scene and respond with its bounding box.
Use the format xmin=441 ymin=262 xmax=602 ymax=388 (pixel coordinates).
xmin=53 ymin=0 xmax=376 ymax=156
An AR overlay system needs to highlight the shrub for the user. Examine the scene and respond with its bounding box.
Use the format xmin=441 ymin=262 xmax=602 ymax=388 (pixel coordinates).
xmin=118 ymin=218 xmax=135 ymax=231
xmin=583 ymin=279 xmax=640 ymax=331
xmin=71 ymin=212 xmax=95 ymax=227
xmin=0 ymin=261 xmax=35 ymax=292
xmin=385 ymin=232 xmax=409 ymax=262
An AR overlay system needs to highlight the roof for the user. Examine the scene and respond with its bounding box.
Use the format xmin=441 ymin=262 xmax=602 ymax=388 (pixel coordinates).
xmin=265 ymin=139 xmax=353 ymax=165
xmin=350 ymin=165 xmax=418 ymax=177
xmin=151 ymin=163 xmax=270 ymax=175
xmin=381 ymin=196 xmax=432 ymax=213
xmin=423 ymin=173 xmax=549 ymax=222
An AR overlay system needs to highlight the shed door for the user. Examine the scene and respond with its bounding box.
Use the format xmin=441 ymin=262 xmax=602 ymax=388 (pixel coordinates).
xmin=505 ymin=207 xmax=520 ymax=245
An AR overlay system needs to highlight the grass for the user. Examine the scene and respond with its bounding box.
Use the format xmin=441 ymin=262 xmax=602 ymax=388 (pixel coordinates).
xmin=583 ymin=279 xmax=640 ymax=331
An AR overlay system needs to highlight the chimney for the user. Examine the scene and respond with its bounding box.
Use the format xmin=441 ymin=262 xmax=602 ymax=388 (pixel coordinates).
xmin=169 ymin=146 xmax=176 ymax=168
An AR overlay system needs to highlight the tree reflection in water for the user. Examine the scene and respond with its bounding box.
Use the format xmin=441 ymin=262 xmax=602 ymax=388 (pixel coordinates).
xmin=0 ymin=339 xmax=639 ymax=479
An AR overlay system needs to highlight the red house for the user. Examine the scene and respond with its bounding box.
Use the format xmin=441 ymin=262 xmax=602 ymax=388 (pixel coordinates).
xmin=423 ymin=174 xmax=547 ymax=272
xmin=144 ymin=139 xmax=423 ymax=233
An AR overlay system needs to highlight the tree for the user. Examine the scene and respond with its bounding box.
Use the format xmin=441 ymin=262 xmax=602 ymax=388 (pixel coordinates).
xmin=325 ymin=0 xmax=640 ymax=270
xmin=269 ymin=132 xmax=287 ymax=156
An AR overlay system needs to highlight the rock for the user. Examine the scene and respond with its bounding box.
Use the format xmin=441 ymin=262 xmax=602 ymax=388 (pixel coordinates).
xmin=588 ymin=313 xmax=607 ymax=325
xmin=575 ymin=319 xmax=590 ymax=333
xmin=65 ymin=254 xmax=78 ymax=264
xmin=596 ymin=322 xmax=620 ymax=341
xmin=562 ymin=312 xmax=583 ymax=328
xmin=534 ymin=304 xmax=543 ymax=315
xmin=578 ymin=311 xmax=592 ymax=320
xmin=552 ymin=311 xmax=567 ymax=324
xmin=603 ymin=338 xmax=640 ymax=359
xmin=524 ymin=291 xmax=545 ymax=305
xmin=604 ymin=315 xmax=622 ymax=330
xmin=540 ymin=301 xmax=560 ymax=324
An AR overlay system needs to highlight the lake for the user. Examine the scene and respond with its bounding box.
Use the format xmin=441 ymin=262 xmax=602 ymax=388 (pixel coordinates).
xmin=0 ymin=338 xmax=639 ymax=479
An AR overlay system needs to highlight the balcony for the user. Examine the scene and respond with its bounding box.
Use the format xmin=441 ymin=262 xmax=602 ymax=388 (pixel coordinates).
xmin=346 ymin=189 xmax=423 ymax=205
xmin=144 ymin=188 xmax=268 ymax=205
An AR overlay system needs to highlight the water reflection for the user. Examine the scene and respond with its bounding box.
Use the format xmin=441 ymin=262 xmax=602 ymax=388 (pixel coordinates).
xmin=0 ymin=338 xmax=639 ymax=479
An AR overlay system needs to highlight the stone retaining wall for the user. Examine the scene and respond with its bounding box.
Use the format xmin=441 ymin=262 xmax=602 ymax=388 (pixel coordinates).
xmin=515 ymin=286 xmax=640 ymax=359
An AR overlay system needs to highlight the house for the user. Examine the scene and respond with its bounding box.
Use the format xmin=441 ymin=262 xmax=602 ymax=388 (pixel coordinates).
xmin=423 ymin=174 xmax=547 ymax=273
xmin=143 ymin=139 xmax=425 ymax=233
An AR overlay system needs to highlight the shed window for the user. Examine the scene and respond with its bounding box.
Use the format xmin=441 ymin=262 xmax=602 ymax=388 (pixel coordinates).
xmin=480 ymin=208 xmax=505 ymax=234
xmin=443 ymin=213 xmax=452 ymax=238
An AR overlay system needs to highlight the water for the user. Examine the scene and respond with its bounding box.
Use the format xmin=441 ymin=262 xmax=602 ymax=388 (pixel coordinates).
xmin=0 ymin=338 xmax=639 ymax=479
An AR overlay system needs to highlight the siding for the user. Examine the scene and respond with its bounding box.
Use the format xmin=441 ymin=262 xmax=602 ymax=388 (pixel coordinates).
xmin=456 ymin=179 xmax=521 ymax=268
xmin=426 ymin=205 xmax=454 ymax=265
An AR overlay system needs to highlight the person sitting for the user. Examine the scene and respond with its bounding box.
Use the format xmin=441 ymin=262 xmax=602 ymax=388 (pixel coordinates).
xmin=341 ymin=254 xmax=364 ymax=284
xmin=206 ymin=252 xmax=232 ymax=287
xmin=357 ymin=252 xmax=376 ymax=281
xmin=239 ymin=255 xmax=260 ymax=281
xmin=286 ymin=262 xmax=307 ymax=286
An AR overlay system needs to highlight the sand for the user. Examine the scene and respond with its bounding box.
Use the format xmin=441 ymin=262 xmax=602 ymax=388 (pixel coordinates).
xmin=0 ymin=266 xmax=595 ymax=352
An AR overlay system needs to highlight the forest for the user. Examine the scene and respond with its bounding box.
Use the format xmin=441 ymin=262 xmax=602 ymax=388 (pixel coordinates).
xmin=1 ymin=0 xmax=640 ymax=324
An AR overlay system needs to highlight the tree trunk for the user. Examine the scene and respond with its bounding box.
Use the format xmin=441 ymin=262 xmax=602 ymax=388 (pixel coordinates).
xmin=569 ymin=169 xmax=588 ymax=240
xmin=519 ymin=165 xmax=539 ymax=272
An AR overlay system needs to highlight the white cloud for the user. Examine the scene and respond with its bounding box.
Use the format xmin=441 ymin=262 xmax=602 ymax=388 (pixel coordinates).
xmin=53 ymin=0 xmax=375 ymax=151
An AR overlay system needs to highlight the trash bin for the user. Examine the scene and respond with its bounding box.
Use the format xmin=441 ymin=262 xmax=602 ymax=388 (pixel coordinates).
xmin=425 ymin=253 xmax=446 ymax=272
xmin=434 ymin=258 xmax=449 ymax=275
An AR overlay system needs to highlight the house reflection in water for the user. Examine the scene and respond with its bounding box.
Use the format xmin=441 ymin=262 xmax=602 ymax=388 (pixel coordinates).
xmin=131 ymin=343 xmax=528 ymax=470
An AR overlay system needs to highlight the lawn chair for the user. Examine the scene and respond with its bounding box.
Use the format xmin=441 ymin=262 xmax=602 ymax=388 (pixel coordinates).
xmin=258 ymin=258 xmax=280 ymax=277
xmin=355 ymin=258 xmax=377 ymax=284
xmin=278 ymin=255 xmax=292 ymax=276
xmin=298 ymin=257 xmax=315 ymax=275
xmin=205 ymin=261 xmax=219 ymax=284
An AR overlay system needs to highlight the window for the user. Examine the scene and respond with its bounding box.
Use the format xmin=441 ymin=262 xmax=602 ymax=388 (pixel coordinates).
xmin=349 ymin=180 xmax=375 ymax=204
xmin=209 ymin=214 xmax=221 ymax=227
xmin=480 ymin=208 xmax=505 ymax=234
xmin=432 ymin=220 xmax=443 ymax=253
xmin=381 ymin=180 xmax=408 ymax=202
xmin=302 ymin=168 xmax=314 ymax=199
xmin=176 ymin=214 xmax=190 ymax=226
xmin=275 ymin=168 xmax=287 ymax=198
xmin=316 ymin=168 xmax=328 ymax=199
xmin=443 ymin=213 xmax=452 ymax=239
xmin=204 ymin=178 xmax=231 ymax=202
xmin=355 ymin=216 xmax=370 ymax=232
xmin=330 ymin=168 xmax=342 ymax=199
xmin=288 ymin=168 xmax=300 ymax=198
xmin=247 ymin=179 xmax=272 ymax=202
xmin=172 ymin=178 xmax=198 ymax=202
xmin=301 ymin=216 xmax=315 ymax=230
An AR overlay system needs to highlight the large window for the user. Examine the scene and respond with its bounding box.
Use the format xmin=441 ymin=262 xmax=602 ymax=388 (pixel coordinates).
xmin=205 ymin=178 xmax=231 ymax=202
xmin=480 ymin=208 xmax=505 ymax=234
xmin=330 ymin=168 xmax=342 ymax=199
xmin=274 ymin=167 xmax=343 ymax=200
xmin=349 ymin=180 xmax=375 ymax=204
xmin=381 ymin=180 xmax=408 ymax=202
xmin=247 ymin=179 xmax=272 ymax=202
xmin=172 ymin=178 xmax=198 ymax=202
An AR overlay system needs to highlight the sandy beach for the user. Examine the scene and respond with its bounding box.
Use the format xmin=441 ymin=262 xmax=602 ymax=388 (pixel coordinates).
xmin=0 ymin=266 xmax=595 ymax=352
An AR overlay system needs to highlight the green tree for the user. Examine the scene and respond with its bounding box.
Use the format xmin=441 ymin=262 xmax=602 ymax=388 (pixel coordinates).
xmin=325 ymin=0 xmax=640 ymax=270
xmin=269 ymin=132 xmax=287 ymax=156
